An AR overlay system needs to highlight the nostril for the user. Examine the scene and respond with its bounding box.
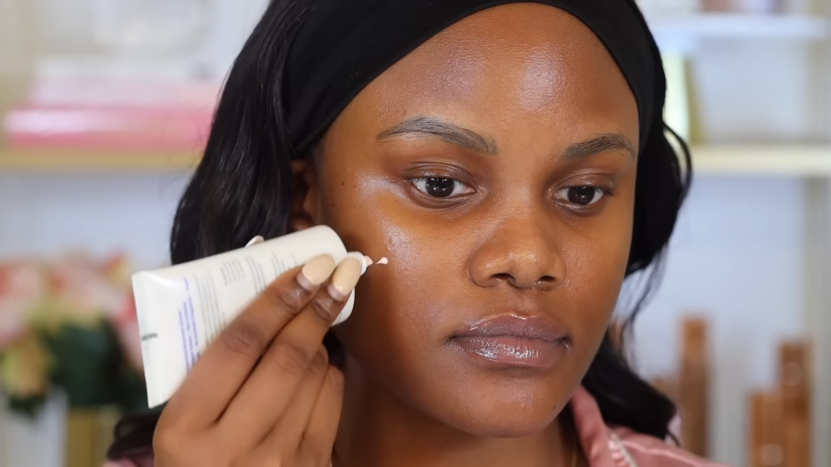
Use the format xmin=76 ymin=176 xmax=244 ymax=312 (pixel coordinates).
xmin=492 ymin=273 xmax=514 ymax=284
xmin=537 ymin=275 xmax=555 ymax=284
xmin=534 ymin=275 xmax=556 ymax=289
xmin=489 ymin=273 xmax=556 ymax=289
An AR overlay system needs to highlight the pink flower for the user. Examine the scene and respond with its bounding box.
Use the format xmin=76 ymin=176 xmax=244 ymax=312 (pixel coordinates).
xmin=46 ymin=253 xmax=132 ymax=325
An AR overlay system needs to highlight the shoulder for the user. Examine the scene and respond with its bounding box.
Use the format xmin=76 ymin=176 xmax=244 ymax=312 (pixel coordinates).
xmin=570 ymin=385 xmax=731 ymax=467
xmin=610 ymin=427 xmax=729 ymax=467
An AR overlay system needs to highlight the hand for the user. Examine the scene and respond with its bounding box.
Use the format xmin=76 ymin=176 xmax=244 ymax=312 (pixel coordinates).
xmin=153 ymin=254 xmax=363 ymax=466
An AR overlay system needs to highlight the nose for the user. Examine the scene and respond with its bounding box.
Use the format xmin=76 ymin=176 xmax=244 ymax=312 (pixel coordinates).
xmin=468 ymin=210 xmax=565 ymax=291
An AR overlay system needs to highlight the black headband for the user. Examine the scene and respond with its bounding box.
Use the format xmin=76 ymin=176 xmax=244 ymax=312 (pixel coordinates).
xmin=285 ymin=0 xmax=664 ymax=155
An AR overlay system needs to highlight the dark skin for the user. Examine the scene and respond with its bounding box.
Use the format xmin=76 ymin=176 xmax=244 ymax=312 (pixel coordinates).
xmin=154 ymin=4 xmax=638 ymax=467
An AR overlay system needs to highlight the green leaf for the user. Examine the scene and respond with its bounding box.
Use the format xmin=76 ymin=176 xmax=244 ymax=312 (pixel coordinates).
xmin=6 ymin=393 xmax=48 ymax=419
xmin=41 ymin=321 xmax=147 ymax=413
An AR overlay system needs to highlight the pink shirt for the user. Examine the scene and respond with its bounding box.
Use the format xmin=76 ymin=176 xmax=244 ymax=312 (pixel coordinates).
xmin=569 ymin=386 xmax=728 ymax=467
xmin=105 ymin=386 xmax=728 ymax=467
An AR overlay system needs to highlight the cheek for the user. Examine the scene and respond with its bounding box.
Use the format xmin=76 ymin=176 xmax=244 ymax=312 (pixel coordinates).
xmin=321 ymin=181 xmax=452 ymax=354
xmin=328 ymin=197 xmax=477 ymax=407
xmin=313 ymin=149 xmax=434 ymax=351
xmin=561 ymin=194 xmax=634 ymax=347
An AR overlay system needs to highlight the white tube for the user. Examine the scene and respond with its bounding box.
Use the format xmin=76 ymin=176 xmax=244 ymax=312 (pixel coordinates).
xmin=132 ymin=225 xmax=368 ymax=408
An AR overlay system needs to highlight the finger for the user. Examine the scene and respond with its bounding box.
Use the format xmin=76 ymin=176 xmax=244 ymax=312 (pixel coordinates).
xmin=243 ymin=366 xmax=344 ymax=467
xmin=297 ymin=366 xmax=344 ymax=466
xmin=165 ymin=254 xmax=337 ymax=427
xmin=254 ymin=346 xmax=330 ymax=453
xmin=218 ymin=257 xmax=361 ymax=437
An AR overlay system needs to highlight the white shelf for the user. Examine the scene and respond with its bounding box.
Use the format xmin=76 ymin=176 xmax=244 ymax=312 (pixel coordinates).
xmin=645 ymin=13 xmax=827 ymax=40
xmin=0 ymin=148 xmax=199 ymax=172
xmin=691 ymin=145 xmax=831 ymax=176
xmin=644 ymin=13 xmax=828 ymax=52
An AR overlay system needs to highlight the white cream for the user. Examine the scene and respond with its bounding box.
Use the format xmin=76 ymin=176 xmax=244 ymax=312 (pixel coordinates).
xmin=132 ymin=225 xmax=370 ymax=408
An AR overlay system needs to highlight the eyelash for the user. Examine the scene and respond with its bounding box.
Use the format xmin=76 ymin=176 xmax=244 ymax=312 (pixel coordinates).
xmin=409 ymin=175 xmax=614 ymax=211
xmin=410 ymin=177 xmax=474 ymax=199
xmin=553 ymin=186 xmax=614 ymax=209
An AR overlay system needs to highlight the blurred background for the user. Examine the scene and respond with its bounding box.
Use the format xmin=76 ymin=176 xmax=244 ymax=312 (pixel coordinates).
xmin=0 ymin=0 xmax=829 ymax=466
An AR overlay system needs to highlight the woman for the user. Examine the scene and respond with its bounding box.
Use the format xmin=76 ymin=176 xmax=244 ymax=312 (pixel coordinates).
xmin=107 ymin=0 xmax=725 ymax=466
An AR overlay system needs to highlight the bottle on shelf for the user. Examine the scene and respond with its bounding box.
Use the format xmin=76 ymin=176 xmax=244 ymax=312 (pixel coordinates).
xmin=750 ymin=391 xmax=784 ymax=467
xmin=678 ymin=317 xmax=710 ymax=457
xmin=779 ymin=341 xmax=810 ymax=467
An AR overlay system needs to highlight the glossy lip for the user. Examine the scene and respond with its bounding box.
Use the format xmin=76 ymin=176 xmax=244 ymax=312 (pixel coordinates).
xmin=449 ymin=315 xmax=571 ymax=369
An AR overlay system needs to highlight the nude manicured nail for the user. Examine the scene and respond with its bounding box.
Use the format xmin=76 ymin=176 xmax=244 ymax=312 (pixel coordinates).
xmin=328 ymin=257 xmax=362 ymax=301
xmin=245 ymin=235 xmax=265 ymax=247
xmin=297 ymin=255 xmax=337 ymax=291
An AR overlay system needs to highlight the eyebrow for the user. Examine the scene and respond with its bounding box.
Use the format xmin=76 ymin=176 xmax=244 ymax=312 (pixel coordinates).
xmin=378 ymin=116 xmax=633 ymax=160
xmin=562 ymin=134 xmax=634 ymax=160
xmin=377 ymin=116 xmax=498 ymax=154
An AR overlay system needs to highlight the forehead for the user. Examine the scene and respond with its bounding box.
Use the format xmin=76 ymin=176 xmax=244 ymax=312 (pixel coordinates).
xmin=337 ymin=3 xmax=638 ymax=149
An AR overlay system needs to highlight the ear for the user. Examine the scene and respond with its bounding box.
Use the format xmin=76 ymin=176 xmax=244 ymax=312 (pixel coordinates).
xmin=289 ymin=159 xmax=320 ymax=232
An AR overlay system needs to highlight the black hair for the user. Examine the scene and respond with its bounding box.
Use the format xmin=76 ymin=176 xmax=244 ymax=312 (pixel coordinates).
xmin=107 ymin=0 xmax=690 ymax=460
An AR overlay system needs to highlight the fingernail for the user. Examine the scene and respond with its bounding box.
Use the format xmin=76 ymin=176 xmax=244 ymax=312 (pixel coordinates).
xmin=245 ymin=235 xmax=265 ymax=247
xmin=328 ymin=257 xmax=362 ymax=301
xmin=297 ymin=255 xmax=336 ymax=291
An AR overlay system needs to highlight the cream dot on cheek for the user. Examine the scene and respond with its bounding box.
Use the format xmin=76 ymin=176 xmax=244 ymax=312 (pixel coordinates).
xmin=363 ymin=256 xmax=389 ymax=267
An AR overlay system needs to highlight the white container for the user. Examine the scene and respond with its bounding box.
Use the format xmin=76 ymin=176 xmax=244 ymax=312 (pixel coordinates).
xmin=132 ymin=225 xmax=369 ymax=408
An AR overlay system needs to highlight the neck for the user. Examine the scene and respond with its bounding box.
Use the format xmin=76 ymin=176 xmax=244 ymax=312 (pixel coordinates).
xmin=334 ymin=357 xmax=577 ymax=467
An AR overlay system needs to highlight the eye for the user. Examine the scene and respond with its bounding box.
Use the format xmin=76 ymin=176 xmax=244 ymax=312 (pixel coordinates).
xmin=555 ymin=186 xmax=608 ymax=206
xmin=412 ymin=177 xmax=472 ymax=198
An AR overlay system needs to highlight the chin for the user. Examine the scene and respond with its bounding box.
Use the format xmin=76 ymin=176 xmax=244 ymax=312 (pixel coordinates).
xmin=456 ymin=418 xmax=558 ymax=439
xmin=412 ymin=377 xmax=568 ymax=439
xmin=441 ymin=398 xmax=562 ymax=439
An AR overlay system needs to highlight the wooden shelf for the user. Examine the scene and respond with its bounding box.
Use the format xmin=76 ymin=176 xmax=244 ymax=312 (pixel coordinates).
xmin=645 ymin=13 xmax=827 ymax=40
xmin=692 ymin=145 xmax=831 ymax=177
xmin=0 ymin=148 xmax=200 ymax=172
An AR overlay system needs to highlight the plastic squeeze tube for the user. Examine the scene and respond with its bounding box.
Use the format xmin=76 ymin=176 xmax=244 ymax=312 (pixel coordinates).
xmin=132 ymin=225 xmax=371 ymax=408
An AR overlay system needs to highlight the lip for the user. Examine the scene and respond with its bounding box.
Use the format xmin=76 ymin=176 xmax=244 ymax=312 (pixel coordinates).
xmin=450 ymin=315 xmax=570 ymax=369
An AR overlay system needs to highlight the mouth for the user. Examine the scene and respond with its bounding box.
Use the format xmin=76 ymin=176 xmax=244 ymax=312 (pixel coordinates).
xmin=449 ymin=315 xmax=571 ymax=370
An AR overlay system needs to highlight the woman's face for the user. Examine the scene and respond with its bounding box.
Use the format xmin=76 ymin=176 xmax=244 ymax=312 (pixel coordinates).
xmin=305 ymin=4 xmax=639 ymax=437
